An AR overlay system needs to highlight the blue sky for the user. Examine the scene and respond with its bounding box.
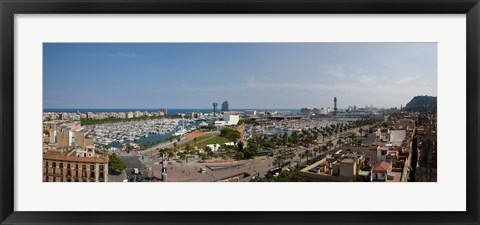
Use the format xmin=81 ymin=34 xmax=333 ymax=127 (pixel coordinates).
xmin=43 ymin=43 xmax=437 ymax=109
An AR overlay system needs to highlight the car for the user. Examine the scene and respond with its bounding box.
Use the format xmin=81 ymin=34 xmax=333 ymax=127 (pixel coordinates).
xmin=199 ymin=168 xmax=206 ymax=173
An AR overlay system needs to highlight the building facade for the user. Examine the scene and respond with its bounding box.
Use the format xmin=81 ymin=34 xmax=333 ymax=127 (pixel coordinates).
xmin=43 ymin=149 xmax=109 ymax=182
xmin=222 ymin=101 xmax=229 ymax=112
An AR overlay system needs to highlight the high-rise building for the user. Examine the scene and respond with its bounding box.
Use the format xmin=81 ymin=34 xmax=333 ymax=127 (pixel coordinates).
xmin=222 ymin=101 xmax=229 ymax=112
xmin=334 ymin=97 xmax=338 ymax=115
xmin=213 ymin=102 xmax=218 ymax=116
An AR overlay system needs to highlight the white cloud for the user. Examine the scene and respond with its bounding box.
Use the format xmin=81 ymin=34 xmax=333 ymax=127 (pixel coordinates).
xmin=326 ymin=64 xmax=347 ymax=79
xmin=395 ymin=75 xmax=423 ymax=85
xmin=110 ymin=53 xmax=142 ymax=58
xmin=357 ymin=75 xmax=374 ymax=84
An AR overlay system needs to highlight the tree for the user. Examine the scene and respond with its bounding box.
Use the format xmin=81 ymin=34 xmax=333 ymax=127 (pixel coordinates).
xmin=204 ymin=146 xmax=214 ymax=159
xmin=179 ymin=152 xmax=187 ymax=161
xmin=337 ymin=138 xmax=343 ymax=148
xmin=184 ymin=145 xmax=192 ymax=162
xmin=299 ymin=152 xmax=306 ymax=163
xmin=348 ymin=132 xmax=356 ymax=144
xmin=355 ymin=139 xmax=363 ymax=145
xmin=169 ymin=137 xmax=174 ymax=149
xmin=326 ymin=140 xmax=334 ymax=150
xmin=109 ymin=153 xmax=126 ymax=172
xmin=235 ymin=151 xmax=244 ymax=159
xmin=273 ymin=155 xmax=285 ymax=167
xmin=237 ymin=141 xmax=244 ymax=152
xmin=313 ymin=147 xmax=320 ymax=157
xmin=282 ymin=132 xmax=289 ymax=146
xmin=253 ymin=170 xmax=300 ymax=182
xmin=236 ymin=140 xmax=259 ymax=159
xmin=321 ymin=145 xmax=328 ymax=152
xmin=304 ymin=149 xmax=312 ymax=162
xmin=220 ymin=128 xmax=241 ymax=142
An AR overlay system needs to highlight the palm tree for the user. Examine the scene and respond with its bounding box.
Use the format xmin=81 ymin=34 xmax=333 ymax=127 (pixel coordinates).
xmin=205 ymin=146 xmax=214 ymax=159
xmin=305 ymin=149 xmax=313 ymax=162
xmin=321 ymin=145 xmax=328 ymax=153
xmin=169 ymin=137 xmax=174 ymax=149
xmin=299 ymin=152 xmax=306 ymax=164
xmin=313 ymin=147 xmax=320 ymax=157
xmin=348 ymin=132 xmax=356 ymax=145
xmin=326 ymin=140 xmax=334 ymax=150
xmin=273 ymin=155 xmax=285 ymax=168
xmin=337 ymin=138 xmax=343 ymax=148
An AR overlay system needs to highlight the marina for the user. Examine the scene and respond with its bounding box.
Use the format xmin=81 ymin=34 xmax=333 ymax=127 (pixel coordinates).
xmin=88 ymin=118 xmax=212 ymax=148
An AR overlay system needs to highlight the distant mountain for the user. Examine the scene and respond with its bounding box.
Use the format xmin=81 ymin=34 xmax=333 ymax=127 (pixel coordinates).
xmin=404 ymin=96 xmax=437 ymax=112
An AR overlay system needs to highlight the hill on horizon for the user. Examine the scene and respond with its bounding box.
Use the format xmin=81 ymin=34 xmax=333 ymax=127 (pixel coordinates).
xmin=404 ymin=95 xmax=437 ymax=112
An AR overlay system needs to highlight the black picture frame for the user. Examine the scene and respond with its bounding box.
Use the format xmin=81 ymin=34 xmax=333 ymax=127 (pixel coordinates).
xmin=1 ymin=0 xmax=479 ymax=224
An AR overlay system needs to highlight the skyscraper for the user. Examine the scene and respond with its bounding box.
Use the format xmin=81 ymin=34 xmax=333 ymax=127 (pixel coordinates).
xmin=213 ymin=102 xmax=218 ymax=116
xmin=222 ymin=101 xmax=229 ymax=112
xmin=334 ymin=97 xmax=338 ymax=115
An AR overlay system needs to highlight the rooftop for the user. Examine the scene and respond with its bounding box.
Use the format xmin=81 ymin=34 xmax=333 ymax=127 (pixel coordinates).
xmin=372 ymin=161 xmax=391 ymax=173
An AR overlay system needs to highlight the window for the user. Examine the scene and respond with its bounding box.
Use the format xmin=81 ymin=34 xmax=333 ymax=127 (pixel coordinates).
xmin=67 ymin=163 xmax=71 ymax=177
xmin=90 ymin=165 xmax=94 ymax=171
xmin=60 ymin=163 xmax=64 ymax=175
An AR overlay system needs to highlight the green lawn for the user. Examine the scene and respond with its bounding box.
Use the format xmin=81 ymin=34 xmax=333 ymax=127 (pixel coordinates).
xmin=180 ymin=135 xmax=232 ymax=149
xmin=196 ymin=136 xmax=231 ymax=147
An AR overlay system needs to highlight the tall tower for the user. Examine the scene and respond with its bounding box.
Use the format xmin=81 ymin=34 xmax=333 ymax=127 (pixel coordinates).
xmin=222 ymin=101 xmax=229 ymax=112
xmin=334 ymin=97 xmax=338 ymax=115
xmin=213 ymin=102 xmax=218 ymax=116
